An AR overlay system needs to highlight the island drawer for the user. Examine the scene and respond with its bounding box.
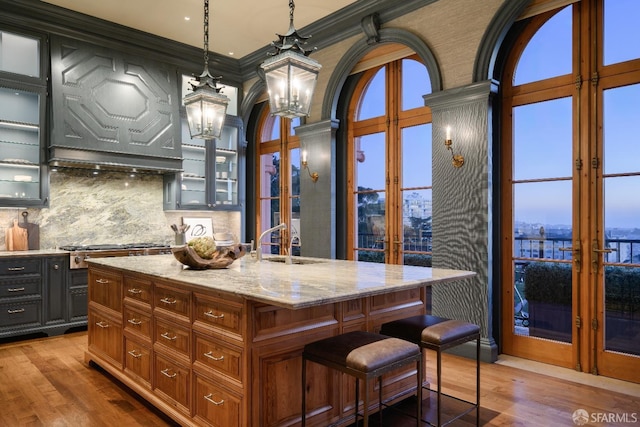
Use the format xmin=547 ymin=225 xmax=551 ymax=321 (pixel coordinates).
xmin=194 ymin=373 xmax=242 ymax=427
xmin=124 ymin=336 xmax=151 ymax=388
xmin=0 ymin=258 xmax=41 ymax=276
xmin=154 ymin=316 xmax=191 ymax=358
xmin=88 ymin=268 xmax=123 ymax=313
xmin=193 ymin=332 xmax=243 ymax=383
xmin=88 ymin=310 xmax=123 ymax=368
xmin=124 ymin=276 xmax=152 ymax=306
xmin=193 ymin=293 xmax=243 ymax=340
xmin=154 ymin=352 xmax=190 ymax=413
xmin=124 ymin=304 xmax=152 ymax=340
xmin=154 ymin=283 xmax=191 ymax=320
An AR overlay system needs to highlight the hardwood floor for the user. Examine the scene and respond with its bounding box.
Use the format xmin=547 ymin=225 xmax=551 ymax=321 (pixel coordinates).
xmin=0 ymin=331 xmax=638 ymax=426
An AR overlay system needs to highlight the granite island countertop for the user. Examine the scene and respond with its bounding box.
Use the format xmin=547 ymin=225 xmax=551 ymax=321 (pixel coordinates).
xmin=88 ymin=254 xmax=476 ymax=309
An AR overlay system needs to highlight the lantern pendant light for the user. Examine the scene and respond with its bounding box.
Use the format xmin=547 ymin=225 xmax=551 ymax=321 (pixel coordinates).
xmin=260 ymin=0 xmax=322 ymax=119
xmin=183 ymin=0 xmax=229 ymax=139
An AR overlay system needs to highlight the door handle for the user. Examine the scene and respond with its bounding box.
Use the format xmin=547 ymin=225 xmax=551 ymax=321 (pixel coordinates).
xmin=559 ymin=243 xmax=581 ymax=272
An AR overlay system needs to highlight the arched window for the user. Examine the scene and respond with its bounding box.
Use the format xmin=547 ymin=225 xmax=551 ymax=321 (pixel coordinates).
xmin=346 ymin=51 xmax=433 ymax=266
xmin=255 ymin=108 xmax=301 ymax=256
xmin=501 ymin=0 xmax=640 ymax=383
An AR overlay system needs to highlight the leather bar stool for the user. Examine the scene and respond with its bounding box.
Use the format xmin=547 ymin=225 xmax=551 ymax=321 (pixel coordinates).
xmin=301 ymin=330 xmax=423 ymax=427
xmin=380 ymin=315 xmax=480 ymax=427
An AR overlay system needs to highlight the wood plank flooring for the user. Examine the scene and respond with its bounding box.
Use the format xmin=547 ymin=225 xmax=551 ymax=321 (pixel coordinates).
xmin=0 ymin=331 xmax=638 ymax=426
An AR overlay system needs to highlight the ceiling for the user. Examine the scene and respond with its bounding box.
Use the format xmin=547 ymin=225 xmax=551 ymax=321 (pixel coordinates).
xmin=41 ymin=0 xmax=358 ymax=59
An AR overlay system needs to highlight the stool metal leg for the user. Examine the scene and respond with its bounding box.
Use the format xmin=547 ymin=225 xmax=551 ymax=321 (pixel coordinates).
xmin=437 ymin=348 xmax=442 ymax=427
xmin=416 ymin=357 xmax=423 ymax=425
xmin=363 ymin=377 xmax=369 ymax=427
xmin=378 ymin=376 xmax=383 ymax=426
xmin=476 ymin=336 xmax=480 ymax=427
xmin=301 ymin=357 xmax=307 ymax=427
xmin=355 ymin=377 xmax=360 ymax=426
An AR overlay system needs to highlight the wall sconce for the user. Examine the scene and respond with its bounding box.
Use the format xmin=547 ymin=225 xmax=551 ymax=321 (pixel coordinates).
xmin=301 ymin=150 xmax=319 ymax=182
xmin=444 ymin=126 xmax=464 ymax=168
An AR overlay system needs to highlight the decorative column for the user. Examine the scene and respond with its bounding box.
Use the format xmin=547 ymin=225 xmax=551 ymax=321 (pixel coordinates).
xmin=295 ymin=119 xmax=339 ymax=258
xmin=424 ymin=80 xmax=499 ymax=362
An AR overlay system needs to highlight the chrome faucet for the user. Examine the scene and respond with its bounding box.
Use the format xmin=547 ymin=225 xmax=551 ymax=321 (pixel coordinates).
xmin=285 ymin=233 xmax=300 ymax=264
xmin=255 ymin=223 xmax=286 ymax=261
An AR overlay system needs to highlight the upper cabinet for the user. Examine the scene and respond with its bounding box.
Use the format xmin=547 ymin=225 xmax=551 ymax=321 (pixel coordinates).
xmin=0 ymin=29 xmax=48 ymax=207
xmin=48 ymin=36 xmax=182 ymax=172
xmin=164 ymin=115 xmax=243 ymax=211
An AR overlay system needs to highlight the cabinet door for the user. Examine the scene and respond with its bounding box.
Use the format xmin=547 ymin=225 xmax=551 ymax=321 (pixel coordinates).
xmin=213 ymin=118 xmax=241 ymax=207
xmin=164 ymin=115 xmax=243 ymax=211
xmin=45 ymin=256 xmax=66 ymax=324
xmin=0 ymin=30 xmax=48 ymax=207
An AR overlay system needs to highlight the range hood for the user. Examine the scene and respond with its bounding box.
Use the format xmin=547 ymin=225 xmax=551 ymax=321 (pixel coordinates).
xmin=48 ymin=146 xmax=183 ymax=174
xmin=49 ymin=36 xmax=183 ymax=174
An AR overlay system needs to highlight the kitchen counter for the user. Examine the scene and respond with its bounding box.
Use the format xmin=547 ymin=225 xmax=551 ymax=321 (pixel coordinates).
xmin=87 ymin=254 xmax=475 ymax=309
xmin=85 ymin=254 xmax=476 ymax=426
xmin=0 ymin=249 xmax=69 ymax=257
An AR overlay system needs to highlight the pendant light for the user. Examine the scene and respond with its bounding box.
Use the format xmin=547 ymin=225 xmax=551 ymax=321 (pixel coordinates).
xmin=260 ymin=0 xmax=322 ymax=119
xmin=183 ymin=0 xmax=229 ymax=139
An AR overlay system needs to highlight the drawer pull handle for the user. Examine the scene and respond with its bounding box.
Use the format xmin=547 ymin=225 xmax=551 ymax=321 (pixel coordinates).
xmin=161 ymin=332 xmax=177 ymax=341
xmin=204 ymin=394 xmax=224 ymax=406
xmin=8 ymin=287 xmax=25 ymax=292
xmin=160 ymin=368 xmax=177 ymax=378
xmin=127 ymin=288 xmax=143 ymax=295
xmin=127 ymin=318 xmax=142 ymax=326
xmin=204 ymin=351 xmax=225 ymax=361
xmin=128 ymin=350 xmax=142 ymax=358
xmin=8 ymin=308 xmax=25 ymax=314
xmin=7 ymin=267 xmax=25 ymax=272
xmin=160 ymin=297 xmax=177 ymax=305
xmin=96 ymin=278 xmax=109 ymax=284
xmin=204 ymin=310 xmax=224 ymax=320
xmin=96 ymin=321 xmax=109 ymax=328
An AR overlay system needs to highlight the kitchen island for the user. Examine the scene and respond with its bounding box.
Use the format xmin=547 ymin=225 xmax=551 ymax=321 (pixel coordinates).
xmin=85 ymin=254 xmax=475 ymax=427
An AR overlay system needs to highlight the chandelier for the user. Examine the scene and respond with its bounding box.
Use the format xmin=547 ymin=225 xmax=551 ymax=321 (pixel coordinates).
xmin=183 ymin=0 xmax=229 ymax=139
xmin=260 ymin=0 xmax=322 ymax=119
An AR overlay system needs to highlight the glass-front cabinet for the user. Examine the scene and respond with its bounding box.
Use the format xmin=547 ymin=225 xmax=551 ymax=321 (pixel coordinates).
xmin=0 ymin=29 xmax=48 ymax=207
xmin=164 ymin=115 xmax=243 ymax=210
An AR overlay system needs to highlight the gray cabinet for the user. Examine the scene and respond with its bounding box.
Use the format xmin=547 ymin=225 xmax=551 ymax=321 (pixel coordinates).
xmin=0 ymin=29 xmax=49 ymax=207
xmin=0 ymin=255 xmax=86 ymax=338
xmin=0 ymin=257 xmax=42 ymax=333
xmin=164 ymin=115 xmax=244 ymax=210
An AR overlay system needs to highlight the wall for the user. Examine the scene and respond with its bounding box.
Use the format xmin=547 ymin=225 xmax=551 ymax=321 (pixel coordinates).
xmin=0 ymin=169 xmax=241 ymax=250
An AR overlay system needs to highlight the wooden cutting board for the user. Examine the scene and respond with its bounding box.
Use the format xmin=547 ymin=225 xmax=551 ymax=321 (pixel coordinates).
xmin=5 ymin=219 xmax=28 ymax=251
xmin=18 ymin=211 xmax=39 ymax=250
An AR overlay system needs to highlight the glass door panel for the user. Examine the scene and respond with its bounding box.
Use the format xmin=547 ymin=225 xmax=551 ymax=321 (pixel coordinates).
xmin=401 ymin=124 xmax=432 ymax=266
xmin=354 ymin=133 xmax=386 ymax=262
xmin=600 ymin=84 xmax=640 ymax=367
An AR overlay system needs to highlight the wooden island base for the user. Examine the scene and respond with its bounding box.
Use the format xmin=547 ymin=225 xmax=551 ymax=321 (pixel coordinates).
xmin=84 ymin=255 xmax=475 ymax=426
xmin=85 ymin=265 xmax=429 ymax=426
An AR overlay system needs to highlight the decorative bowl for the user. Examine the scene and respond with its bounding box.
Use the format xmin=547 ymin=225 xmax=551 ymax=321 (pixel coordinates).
xmin=171 ymin=243 xmax=247 ymax=269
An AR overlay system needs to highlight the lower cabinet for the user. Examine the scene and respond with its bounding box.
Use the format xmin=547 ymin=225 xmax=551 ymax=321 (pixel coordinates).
xmin=0 ymin=254 xmax=87 ymax=338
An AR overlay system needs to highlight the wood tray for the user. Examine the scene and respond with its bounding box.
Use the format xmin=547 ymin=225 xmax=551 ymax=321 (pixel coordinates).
xmin=171 ymin=244 xmax=246 ymax=269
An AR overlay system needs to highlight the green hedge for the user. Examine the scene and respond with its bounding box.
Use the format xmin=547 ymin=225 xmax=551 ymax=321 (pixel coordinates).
xmin=523 ymin=262 xmax=640 ymax=314
xmin=523 ymin=263 xmax=572 ymax=305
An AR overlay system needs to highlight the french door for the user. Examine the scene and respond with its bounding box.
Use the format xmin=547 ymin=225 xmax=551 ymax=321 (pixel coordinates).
xmin=501 ymin=0 xmax=640 ymax=383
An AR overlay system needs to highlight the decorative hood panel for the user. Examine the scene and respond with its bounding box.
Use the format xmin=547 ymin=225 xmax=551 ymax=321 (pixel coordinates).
xmin=49 ymin=36 xmax=182 ymax=173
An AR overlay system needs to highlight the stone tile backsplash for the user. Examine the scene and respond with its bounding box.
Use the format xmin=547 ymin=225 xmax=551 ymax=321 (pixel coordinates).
xmin=0 ymin=169 xmax=240 ymax=250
